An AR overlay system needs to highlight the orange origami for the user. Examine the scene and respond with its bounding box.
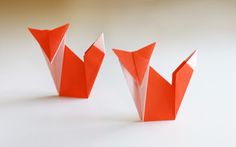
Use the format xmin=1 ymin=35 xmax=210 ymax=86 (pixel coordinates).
xmin=29 ymin=24 xmax=105 ymax=98
xmin=113 ymin=43 xmax=197 ymax=121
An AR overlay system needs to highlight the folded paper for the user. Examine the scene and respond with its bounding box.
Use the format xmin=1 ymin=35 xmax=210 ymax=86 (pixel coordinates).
xmin=29 ymin=24 xmax=105 ymax=98
xmin=113 ymin=43 xmax=197 ymax=121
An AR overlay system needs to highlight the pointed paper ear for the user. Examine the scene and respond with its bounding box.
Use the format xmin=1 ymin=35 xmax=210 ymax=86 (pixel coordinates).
xmin=113 ymin=49 xmax=139 ymax=81
xmin=28 ymin=23 xmax=70 ymax=62
xmin=93 ymin=33 xmax=105 ymax=53
xmin=48 ymin=24 xmax=69 ymax=61
xmin=113 ymin=42 xmax=156 ymax=84
xmin=133 ymin=42 xmax=156 ymax=84
xmin=133 ymin=42 xmax=156 ymax=60
xmin=28 ymin=27 xmax=50 ymax=58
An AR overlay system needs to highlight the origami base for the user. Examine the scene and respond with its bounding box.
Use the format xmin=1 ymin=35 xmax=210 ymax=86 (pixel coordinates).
xmin=29 ymin=24 xmax=105 ymax=98
xmin=113 ymin=43 xmax=197 ymax=121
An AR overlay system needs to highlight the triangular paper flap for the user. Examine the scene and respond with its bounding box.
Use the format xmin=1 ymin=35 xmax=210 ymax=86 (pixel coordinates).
xmin=113 ymin=49 xmax=139 ymax=81
xmin=48 ymin=24 xmax=69 ymax=62
xmin=29 ymin=24 xmax=69 ymax=62
xmin=133 ymin=42 xmax=156 ymax=59
xmin=133 ymin=43 xmax=155 ymax=84
xmin=28 ymin=28 xmax=50 ymax=58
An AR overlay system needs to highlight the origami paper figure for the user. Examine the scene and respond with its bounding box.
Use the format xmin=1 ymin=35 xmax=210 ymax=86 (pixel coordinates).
xmin=29 ymin=24 xmax=105 ymax=98
xmin=113 ymin=43 xmax=197 ymax=121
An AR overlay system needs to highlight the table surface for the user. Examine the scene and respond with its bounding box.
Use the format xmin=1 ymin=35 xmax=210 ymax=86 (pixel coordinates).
xmin=0 ymin=0 xmax=236 ymax=146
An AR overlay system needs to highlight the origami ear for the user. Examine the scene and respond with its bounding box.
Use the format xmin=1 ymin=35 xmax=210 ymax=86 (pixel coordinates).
xmin=113 ymin=49 xmax=138 ymax=81
xmin=28 ymin=28 xmax=49 ymax=58
xmin=28 ymin=24 xmax=69 ymax=62
xmin=113 ymin=42 xmax=155 ymax=84
xmin=133 ymin=42 xmax=155 ymax=84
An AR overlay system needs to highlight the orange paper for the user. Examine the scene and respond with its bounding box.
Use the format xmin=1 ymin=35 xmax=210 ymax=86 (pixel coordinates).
xmin=113 ymin=43 xmax=197 ymax=121
xmin=29 ymin=24 xmax=105 ymax=98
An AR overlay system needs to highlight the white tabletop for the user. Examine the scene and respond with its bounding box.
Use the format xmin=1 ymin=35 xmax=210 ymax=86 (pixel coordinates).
xmin=0 ymin=0 xmax=236 ymax=146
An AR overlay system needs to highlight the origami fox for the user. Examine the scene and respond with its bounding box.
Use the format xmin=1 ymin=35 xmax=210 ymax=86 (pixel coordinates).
xmin=113 ymin=43 xmax=197 ymax=121
xmin=29 ymin=24 xmax=105 ymax=98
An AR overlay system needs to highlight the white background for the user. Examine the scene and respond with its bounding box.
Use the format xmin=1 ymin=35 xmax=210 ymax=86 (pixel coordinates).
xmin=0 ymin=0 xmax=236 ymax=146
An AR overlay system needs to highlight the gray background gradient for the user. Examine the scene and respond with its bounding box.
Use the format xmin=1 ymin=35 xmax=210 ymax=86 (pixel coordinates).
xmin=0 ymin=0 xmax=236 ymax=146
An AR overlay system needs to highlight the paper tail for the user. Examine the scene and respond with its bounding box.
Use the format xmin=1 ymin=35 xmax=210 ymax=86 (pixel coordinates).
xmin=144 ymin=50 xmax=197 ymax=121
xmin=172 ymin=50 xmax=197 ymax=114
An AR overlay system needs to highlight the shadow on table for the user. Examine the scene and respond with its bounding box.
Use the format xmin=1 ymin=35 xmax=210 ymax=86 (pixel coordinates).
xmin=0 ymin=95 xmax=84 ymax=107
